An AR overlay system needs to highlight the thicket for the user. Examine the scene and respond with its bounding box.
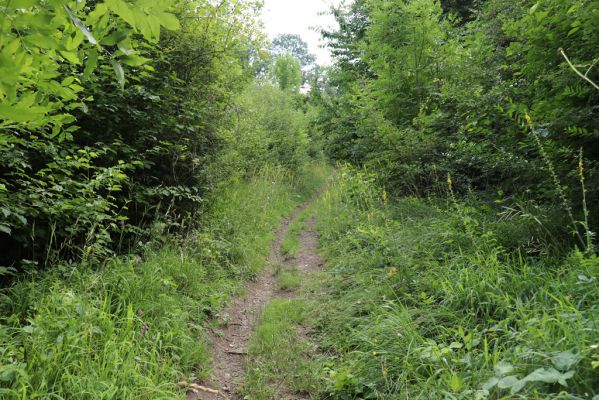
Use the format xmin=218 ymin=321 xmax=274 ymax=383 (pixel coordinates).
xmin=0 ymin=165 xmax=329 ymax=398
xmin=306 ymin=1 xmax=599 ymax=398
xmin=0 ymin=0 xmax=317 ymax=272
xmin=314 ymin=0 xmax=598 ymax=249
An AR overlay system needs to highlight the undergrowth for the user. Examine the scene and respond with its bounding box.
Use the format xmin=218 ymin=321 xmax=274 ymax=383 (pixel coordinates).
xmin=0 ymin=163 xmax=330 ymax=399
xmin=313 ymin=167 xmax=599 ymax=399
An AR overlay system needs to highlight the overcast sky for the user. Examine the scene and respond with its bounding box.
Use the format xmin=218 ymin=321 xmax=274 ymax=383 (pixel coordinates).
xmin=261 ymin=0 xmax=341 ymax=65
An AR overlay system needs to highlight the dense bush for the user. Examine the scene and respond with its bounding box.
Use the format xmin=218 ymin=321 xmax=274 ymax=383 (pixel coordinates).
xmin=314 ymin=0 xmax=598 ymax=248
xmin=0 ymin=0 xmax=318 ymax=271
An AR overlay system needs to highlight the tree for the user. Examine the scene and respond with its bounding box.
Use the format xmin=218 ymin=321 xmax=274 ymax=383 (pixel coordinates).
xmin=273 ymin=54 xmax=302 ymax=91
xmin=271 ymin=33 xmax=316 ymax=69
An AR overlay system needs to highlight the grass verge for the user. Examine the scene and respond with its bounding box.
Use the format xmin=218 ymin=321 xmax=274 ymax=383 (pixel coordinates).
xmin=311 ymin=166 xmax=599 ymax=399
xmin=0 ymin=163 xmax=330 ymax=399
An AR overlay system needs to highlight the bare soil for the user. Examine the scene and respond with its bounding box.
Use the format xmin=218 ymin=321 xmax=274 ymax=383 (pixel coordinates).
xmin=187 ymin=200 xmax=323 ymax=400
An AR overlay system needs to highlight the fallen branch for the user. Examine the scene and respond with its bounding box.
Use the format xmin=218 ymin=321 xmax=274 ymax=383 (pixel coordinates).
xmin=178 ymin=381 xmax=220 ymax=395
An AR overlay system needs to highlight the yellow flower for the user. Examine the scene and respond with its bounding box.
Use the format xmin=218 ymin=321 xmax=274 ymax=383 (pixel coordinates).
xmin=387 ymin=267 xmax=398 ymax=277
xmin=525 ymin=113 xmax=532 ymax=126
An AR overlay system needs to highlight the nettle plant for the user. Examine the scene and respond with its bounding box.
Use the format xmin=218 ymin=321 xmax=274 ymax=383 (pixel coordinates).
xmin=0 ymin=0 xmax=179 ymax=268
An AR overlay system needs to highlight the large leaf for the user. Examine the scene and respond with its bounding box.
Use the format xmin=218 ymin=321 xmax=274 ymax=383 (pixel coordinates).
xmin=106 ymin=0 xmax=137 ymax=30
xmin=552 ymin=351 xmax=579 ymax=371
xmin=522 ymin=368 xmax=574 ymax=387
xmin=157 ymin=12 xmax=180 ymax=31
xmin=83 ymin=48 xmax=99 ymax=80
xmin=111 ymin=60 xmax=125 ymax=90
xmin=497 ymin=376 xmax=519 ymax=390
xmin=493 ymin=362 xmax=514 ymax=377
xmin=64 ymin=5 xmax=98 ymax=45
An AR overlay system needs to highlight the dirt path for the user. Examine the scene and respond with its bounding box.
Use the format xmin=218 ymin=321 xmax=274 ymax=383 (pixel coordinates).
xmin=186 ymin=199 xmax=322 ymax=400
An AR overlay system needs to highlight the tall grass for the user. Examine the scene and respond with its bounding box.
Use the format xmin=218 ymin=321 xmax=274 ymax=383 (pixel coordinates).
xmin=313 ymin=166 xmax=599 ymax=399
xmin=0 ymin=163 xmax=330 ymax=399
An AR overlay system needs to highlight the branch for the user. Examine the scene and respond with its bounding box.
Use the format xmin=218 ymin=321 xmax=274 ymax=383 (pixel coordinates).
xmin=558 ymin=48 xmax=599 ymax=91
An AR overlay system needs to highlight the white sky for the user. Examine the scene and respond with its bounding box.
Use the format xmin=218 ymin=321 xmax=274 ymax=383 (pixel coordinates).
xmin=261 ymin=0 xmax=341 ymax=65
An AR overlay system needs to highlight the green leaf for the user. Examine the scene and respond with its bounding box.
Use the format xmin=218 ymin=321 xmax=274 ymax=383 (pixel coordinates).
xmin=553 ymin=351 xmax=579 ymax=371
xmin=111 ymin=59 xmax=125 ymax=90
xmin=157 ymin=12 xmax=180 ymax=31
xmin=8 ymin=0 xmax=37 ymax=8
xmin=64 ymin=5 xmax=98 ymax=45
xmin=0 ymin=225 xmax=11 ymax=235
xmin=106 ymin=0 xmax=137 ymax=29
xmin=529 ymin=3 xmax=539 ymax=14
xmin=482 ymin=377 xmax=498 ymax=391
xmin=510 ymin=379 xmax=527 ymax=394
xmin=568 ymin=27 xmax=580 ymax=36
xmin=497 ymin=376 xmax=519 ymax=390
xmin=83 ymin=48 xmax=98 ymax=80
xmin=23 ymin=34 xmax=59 ymax=49
xmin=0 ymin=104 xmax=47 ymax=122
xmin=522 ymin=368 xmax=574 ymax=387
xmin=60 ymin=50 xmax=82 ymax=65
xmin=493 ymin=362 xmax=514 ymax=377
xmin=120 ymin=54 xmax=149 ymax=67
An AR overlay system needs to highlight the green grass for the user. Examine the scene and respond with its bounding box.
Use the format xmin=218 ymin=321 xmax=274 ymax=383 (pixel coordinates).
xmin=274 ymin=265 xmax=302 ymax=291
xmin=243 ymin=299 xmax=320 ymax=399
xmin=280 ymin=211 xmax=310 ymax=258
xmin=310 ymin=167 xmax=599 ymax=400
xmin=0 ymin=163 xmax=331 ymax=399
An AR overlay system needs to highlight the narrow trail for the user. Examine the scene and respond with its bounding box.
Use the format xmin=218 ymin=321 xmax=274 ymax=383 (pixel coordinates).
xmin=187 ymin=197 xmax=323 ymax=400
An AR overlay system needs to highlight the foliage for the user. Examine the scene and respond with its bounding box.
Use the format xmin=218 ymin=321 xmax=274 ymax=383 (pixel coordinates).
xmin=243 ymin=298 xmax=320 ymax=399
xmin=273 ymin=53 xmax=303 ymax=92
xmin=215 ymin=81 xmax=311 ymax=176
xmin=0 ymin=0 xmax=269 ymax=269
xmin=271 ymin=33 xmax=316 ymax=70
xmin=315 ymin=0 xmax=599 ymax=245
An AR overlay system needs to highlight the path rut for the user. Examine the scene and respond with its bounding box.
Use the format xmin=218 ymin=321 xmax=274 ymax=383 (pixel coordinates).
xmin=186 ymin=198 xmax=322 ymax=400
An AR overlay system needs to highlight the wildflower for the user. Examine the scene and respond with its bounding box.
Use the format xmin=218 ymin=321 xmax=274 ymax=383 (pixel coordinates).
xmin=579 ymin=150 xmax=585 ymax=180
xmin=525 ymin=113 xmax=532 ymax=126
xmin=387 ymin=267 xmax=398 ymax=278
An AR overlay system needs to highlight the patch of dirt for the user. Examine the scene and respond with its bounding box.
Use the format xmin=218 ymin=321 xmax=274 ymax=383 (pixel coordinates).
xmin=294 ymin=218 xmax=324 ymax=274
xmin=186 ymin=201 xmax=319 ymax=400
